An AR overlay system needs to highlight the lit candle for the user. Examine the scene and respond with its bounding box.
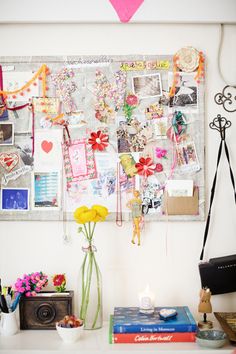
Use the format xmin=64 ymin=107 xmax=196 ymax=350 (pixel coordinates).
xmin=139 ymin=285 xmax=155 ymax=314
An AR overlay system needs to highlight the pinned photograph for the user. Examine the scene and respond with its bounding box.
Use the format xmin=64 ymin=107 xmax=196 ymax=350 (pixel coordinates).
xmin=15 ymin=134 xmax=33 ymax=167
xmin=169 ymin=72 xmax=198 ymax=112
xmin=132 ymin=74 xmax=162 ymax=99
xmin=1 ymin=188 xmax=29 ymax=211
xmin=176 ymin=141 xmax=200 ymax=173
xmin=7 ymin=101 xmax=32 ymax=133
xmin=0 ymin=123 xmax=14 ymax=145
xmin=151 ymin=117 xmax=168 ymax=140
xmin=33 ymin=171 xmax=61 ymax=209
xmin=117 ymin=119 xmax=153 ymax=153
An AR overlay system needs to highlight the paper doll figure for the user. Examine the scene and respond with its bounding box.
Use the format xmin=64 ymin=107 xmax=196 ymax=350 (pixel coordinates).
xmin=198 ymin=287 xmax=213 ymax=329
xmin=127 ymin=190 xmax=143 ymax=246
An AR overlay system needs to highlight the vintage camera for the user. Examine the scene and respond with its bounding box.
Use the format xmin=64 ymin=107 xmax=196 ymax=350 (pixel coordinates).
xmin=19 ymin=291 xmax=73 ymax=329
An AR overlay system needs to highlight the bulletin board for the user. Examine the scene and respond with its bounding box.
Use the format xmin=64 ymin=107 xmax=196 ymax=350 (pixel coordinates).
xmin=0 ymin=51 xmax=205 ymax=221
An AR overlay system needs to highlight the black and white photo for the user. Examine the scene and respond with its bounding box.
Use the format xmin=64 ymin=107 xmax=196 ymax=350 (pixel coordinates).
xmin=169 ymin=72 xmax=198 ymax=111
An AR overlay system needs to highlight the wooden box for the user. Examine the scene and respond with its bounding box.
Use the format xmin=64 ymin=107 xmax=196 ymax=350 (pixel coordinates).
xmin=19 ymin=291 xmax=73 ymax=330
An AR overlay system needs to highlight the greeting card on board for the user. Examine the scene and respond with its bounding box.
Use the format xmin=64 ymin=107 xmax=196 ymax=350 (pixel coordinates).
xmin=34 ymin=129 xmax=63 ymax=171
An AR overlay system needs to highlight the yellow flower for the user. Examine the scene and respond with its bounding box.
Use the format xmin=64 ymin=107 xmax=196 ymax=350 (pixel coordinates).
xmin=74 ymin=205 xmax=109 ymax=224
xmin=74 ymin=206 xmax=89 ymax=224
xmin=79 ymin=209 xmax=97 ymax=223
xmin=91 ymin=205 xmax=109 ymax=222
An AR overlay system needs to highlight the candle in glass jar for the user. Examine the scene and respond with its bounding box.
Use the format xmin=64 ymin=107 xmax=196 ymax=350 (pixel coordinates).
xmin=139 ymin=285 xmax=155 ymax=314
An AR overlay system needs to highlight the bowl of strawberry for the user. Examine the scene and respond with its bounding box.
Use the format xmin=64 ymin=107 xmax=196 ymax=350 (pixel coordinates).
xmin=56 ymin=315 xmax=84 ymax=343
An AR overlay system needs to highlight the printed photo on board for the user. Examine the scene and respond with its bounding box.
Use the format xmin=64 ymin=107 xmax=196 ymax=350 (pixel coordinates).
xmin=169 ymin=73 xmax=198 ymax=112
xmin=132 ymin=74 xmax=162 ymax=99
xmin=7 ymin=101 xmax=32 ymax=133
xmin=33 ymin=171 xmax=60 ymax=209
xmin=0 ymin=123 xmax=14 ymax=145
xmin=15 ymin=135 xmax=33 ymax=167
xmin=1 ymin=188 xmax=29 ymax=211
xmin=176 ymin=141 xmax=200 ymax=173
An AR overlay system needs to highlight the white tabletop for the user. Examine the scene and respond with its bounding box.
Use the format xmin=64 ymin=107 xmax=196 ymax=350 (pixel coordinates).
xmin=0 ymin=323 xmax=235 ymax=354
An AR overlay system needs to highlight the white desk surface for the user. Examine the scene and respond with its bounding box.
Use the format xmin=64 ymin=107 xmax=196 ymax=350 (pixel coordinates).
xmin=0 ymin=323 xmax=235 ymax=354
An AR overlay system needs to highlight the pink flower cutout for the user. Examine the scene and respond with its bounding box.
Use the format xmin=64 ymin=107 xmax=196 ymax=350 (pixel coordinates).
xmin=155 ymin=147 xmax=167 ymax=159
xmin=135 ymin=157 xmax=156 ymax=178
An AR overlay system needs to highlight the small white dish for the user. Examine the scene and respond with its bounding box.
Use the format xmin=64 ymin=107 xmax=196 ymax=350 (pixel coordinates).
xmin=159 ymin=308 xmax=177 ymax=320
xmin=56 ymin=323 xmax=84 ymax=343
xmin=196 ymin=330 xmax=227 ymax=348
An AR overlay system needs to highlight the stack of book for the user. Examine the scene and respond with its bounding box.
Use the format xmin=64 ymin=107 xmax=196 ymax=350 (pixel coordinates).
xmin=109 ymin=306 xmax=197 ymax=344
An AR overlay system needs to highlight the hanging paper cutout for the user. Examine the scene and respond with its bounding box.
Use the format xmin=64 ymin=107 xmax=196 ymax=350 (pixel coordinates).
xmin=109 ymin=0 xmax=144 ymax=23
xmin=0 ymin=152 xmax=19 ymax=172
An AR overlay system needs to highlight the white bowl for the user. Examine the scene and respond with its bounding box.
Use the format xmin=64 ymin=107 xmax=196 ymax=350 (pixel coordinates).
xmin=196 ymin=330 xmax=227 ymax=349
xmin=56 ymin=324 xmax=84 ymax=343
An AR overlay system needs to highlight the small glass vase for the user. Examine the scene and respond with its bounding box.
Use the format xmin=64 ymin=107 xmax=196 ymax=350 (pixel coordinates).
xmin=78 ymin=244 xmax=102 ymax=330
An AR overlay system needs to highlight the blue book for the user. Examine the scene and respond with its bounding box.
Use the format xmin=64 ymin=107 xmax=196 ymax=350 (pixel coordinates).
xmin=113 ymin=306 xmax=197 ymax=333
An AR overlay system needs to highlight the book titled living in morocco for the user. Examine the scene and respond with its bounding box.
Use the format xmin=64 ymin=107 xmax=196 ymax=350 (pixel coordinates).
xmin=112 ymin=306 xmax=197 ymax=334
xmin=109 ymin=316 xmax=196 ymax=344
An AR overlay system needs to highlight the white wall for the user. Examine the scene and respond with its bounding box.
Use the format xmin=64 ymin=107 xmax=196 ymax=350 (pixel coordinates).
xmin=1 ymin=0 xmax=236 ymax=23
xmin=0 ymin=23 xmax=236 ymax=322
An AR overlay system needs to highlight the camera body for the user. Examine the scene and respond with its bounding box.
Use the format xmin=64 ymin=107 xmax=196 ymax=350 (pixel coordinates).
xmin=19 ymin=291 xmax=73 ymax=329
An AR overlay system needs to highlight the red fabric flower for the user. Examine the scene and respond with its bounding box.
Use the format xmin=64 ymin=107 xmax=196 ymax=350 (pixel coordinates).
xmin=88 ymin=131 xmax=109 ymax=151
xmin=155 ymin=163 xmax=163 ymax=173
xmin=135 ymin=157 xmax=156 ymax=178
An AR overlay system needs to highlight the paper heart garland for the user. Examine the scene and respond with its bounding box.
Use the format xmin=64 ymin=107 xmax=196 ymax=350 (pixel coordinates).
xmin=41 ymin=140 xmax=53 ymax=153
xmin=109 ymin=0 xmax=144 ymax=23
xmin=0 ymin=153 xmax=19 ymax=172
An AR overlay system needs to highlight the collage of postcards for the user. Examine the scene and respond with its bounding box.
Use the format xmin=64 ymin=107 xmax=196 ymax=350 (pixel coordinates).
xmin=0 ymin=47 xmax=205 ymax=222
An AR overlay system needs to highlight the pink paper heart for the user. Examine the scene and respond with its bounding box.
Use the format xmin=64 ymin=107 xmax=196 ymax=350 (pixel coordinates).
xmin=109 ymin=0 xmax=144 ymax=23
xmin=41 ymin=140 xmax=53 ymax=153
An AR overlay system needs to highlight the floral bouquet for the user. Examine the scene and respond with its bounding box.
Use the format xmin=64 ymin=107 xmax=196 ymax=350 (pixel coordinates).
xmin=10 ymin=271 xmax=48 ymax=312
xmin=15 ymin=271 xmax=48 ymax=297
xmin=52 ymin=274 xmax=66 ymax=292
xmin=74 ymin=204 xmax=108 ymax=329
